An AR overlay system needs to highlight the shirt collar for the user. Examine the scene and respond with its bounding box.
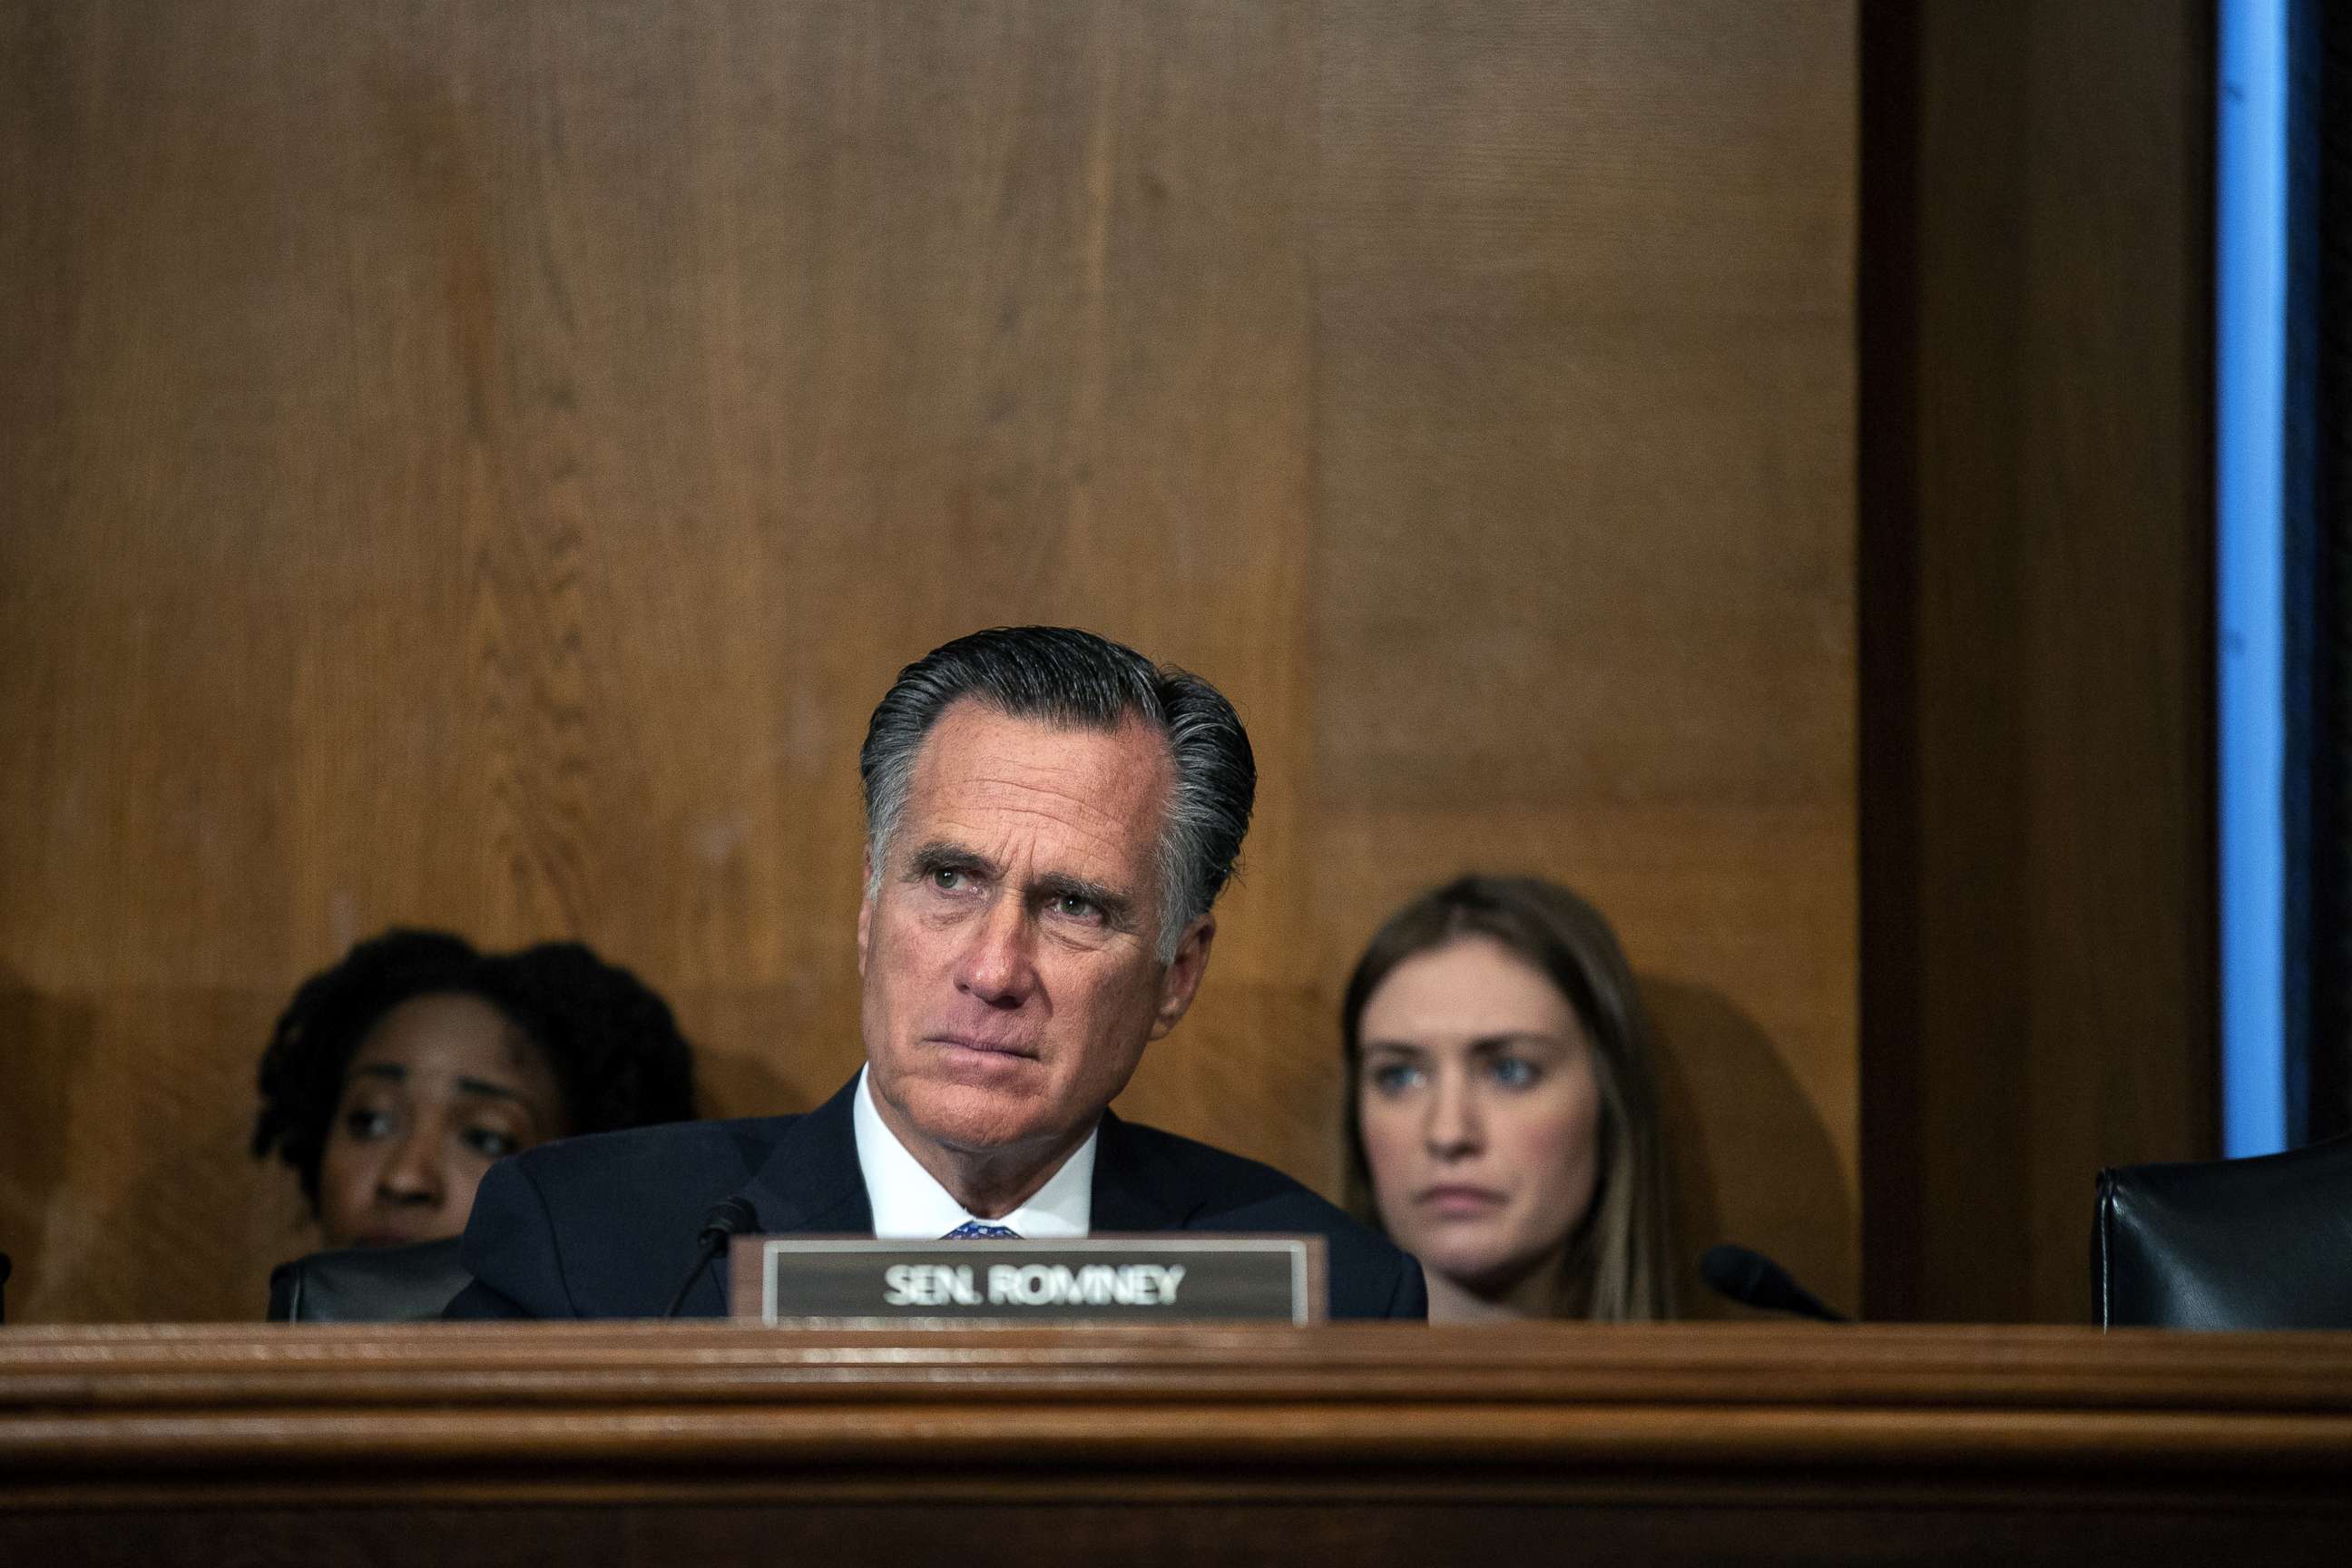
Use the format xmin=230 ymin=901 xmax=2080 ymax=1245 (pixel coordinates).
xmin=852 ymin=1065 xmax=1095 ymax=1240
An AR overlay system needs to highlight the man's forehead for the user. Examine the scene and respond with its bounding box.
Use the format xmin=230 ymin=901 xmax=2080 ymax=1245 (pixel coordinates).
xmin=903 ymin=701 xmax=1172 ymax=849
xmin=916 ymin=699 xmax=1171 ymax=777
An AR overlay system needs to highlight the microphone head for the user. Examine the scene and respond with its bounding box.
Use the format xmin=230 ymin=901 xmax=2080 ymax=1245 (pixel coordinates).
xmin=666 ymin=1197 xmax=764 ymax=1318
xmin=1700 ymin=1241 xmax=1847 ymax=1323
xmin=1700 ymin=1242 xmax=1775 ymax=1300
xmin=699 ymin=1196 xmax=761 ymax=1245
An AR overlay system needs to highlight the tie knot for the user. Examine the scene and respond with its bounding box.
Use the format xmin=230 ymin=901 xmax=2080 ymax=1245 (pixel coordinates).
xmin=943 ymin=1220 xmax=1021 ymax=1240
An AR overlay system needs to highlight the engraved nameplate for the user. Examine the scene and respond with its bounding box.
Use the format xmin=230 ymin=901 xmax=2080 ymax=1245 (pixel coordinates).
xmin=728 ymin=1235 xmax=1327 ymax=1325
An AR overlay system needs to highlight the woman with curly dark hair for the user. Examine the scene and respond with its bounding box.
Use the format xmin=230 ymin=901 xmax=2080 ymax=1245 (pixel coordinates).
xmin=253 ymin=929 xmax=697 ymax=1250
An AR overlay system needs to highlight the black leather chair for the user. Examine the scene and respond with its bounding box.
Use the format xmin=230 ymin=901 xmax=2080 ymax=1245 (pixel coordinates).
xmin=267 ymin=1237 xmax=472 ymax=1323
xmin=2093 ymin=1133 xmax=2352 ymax=1328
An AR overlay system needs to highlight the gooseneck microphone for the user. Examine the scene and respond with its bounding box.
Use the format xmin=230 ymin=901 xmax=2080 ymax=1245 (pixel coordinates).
xmin=662 ymin=1196 xmax=761 ymax=1318
xmin=1700 ymin=1242 xmax=1849 ymax=1323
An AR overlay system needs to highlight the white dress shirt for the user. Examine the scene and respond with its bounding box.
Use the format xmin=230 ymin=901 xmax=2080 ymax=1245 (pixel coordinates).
xmin=851 ymin=1065 xmax=1095 ymax=1239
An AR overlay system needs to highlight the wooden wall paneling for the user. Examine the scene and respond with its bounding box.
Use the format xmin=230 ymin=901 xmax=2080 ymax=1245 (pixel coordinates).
xmin=2007 ymin=2 xmax=2215 ymax=1307
xmin=1 ymin=1 xmax=1859 ymax=1325
xmin=1860 ymin=0 xmax=2217 ymax=1323
xmin=1857 ymin=0 xmax=1929 ymax=1324
xmin=0 ymin=0 xmax=1321 ymax=1322
xmin=1311 ymin=1 xmax=1861 ymax=1309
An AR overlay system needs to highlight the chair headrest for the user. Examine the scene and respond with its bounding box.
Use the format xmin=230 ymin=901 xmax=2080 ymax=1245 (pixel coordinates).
xmin=268 ymin=1236 xmax=472 ymax=1323
xmin=2096 ymin=1134 xmax=2352 ymax=1328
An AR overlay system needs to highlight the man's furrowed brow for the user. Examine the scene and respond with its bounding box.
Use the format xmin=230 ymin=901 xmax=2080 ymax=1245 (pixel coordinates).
xmin=905 ymin=841 xmax=998 ymax=881
xmin=1034 ymin=871 xmax=1141 ymax=931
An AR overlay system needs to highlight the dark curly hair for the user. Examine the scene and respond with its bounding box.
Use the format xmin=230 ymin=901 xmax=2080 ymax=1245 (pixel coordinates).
xmin=251 ymin=927 xmax=698 ymax=1208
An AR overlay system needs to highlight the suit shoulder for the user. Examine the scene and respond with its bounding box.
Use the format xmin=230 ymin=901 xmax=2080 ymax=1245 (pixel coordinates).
xmin=466 ymin=1114 xmax=801 ymax=1319
xmin=1111 ymin=1120 xmax=1422 ymax=1319
xmin=1112 ymin=1120 xmax=1387 ymax=1242
xmin=1111 ymin=1119 xmax=1322 ymax=1206
xmin=498 ymin=1114 xmax=795 ymax=1251
xmin=511 ymin=1114 xmax=789 ymax=1192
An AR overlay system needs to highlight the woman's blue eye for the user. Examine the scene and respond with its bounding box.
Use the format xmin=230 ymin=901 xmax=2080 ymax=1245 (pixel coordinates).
xmin=1367 ymin=1063 xmax=1424 ymax=1095
xmin=1488 ymin=1056 xmax=1541 ymax=1089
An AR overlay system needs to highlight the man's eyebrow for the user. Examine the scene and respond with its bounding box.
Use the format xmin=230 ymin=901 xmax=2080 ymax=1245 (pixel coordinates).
xmin=906 ymin=841 xmax=999 ymax=879
xmin=1033 ymin=871 xmax=1138 ymax=929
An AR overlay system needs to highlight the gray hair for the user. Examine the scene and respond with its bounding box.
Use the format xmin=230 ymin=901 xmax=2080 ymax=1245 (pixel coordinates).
xmin=858 ymin=627 xmax=1256 ymax=962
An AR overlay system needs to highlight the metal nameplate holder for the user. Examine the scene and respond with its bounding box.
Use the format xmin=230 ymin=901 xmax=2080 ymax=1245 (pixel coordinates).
xmin=728 ymin=1234 xmax=1328 ymax=1325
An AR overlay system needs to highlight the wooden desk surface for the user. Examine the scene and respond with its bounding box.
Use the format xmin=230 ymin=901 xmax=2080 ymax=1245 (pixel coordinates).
xmin=4 ymin=1321 xmax=2349 ymax=1564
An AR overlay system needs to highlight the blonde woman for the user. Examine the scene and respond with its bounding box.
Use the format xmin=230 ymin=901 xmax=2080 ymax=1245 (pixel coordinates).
xmin=1342 ymin=876 xmax=1677 ymax=1322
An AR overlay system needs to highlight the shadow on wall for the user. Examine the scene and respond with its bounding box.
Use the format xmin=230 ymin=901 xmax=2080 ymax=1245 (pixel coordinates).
xmin=1641 ymin=976 xmax=1856 ymax=1320
xmin=0 ymin=973 xmax=92 ymax=1325
xmin=0 ymin=974 xmax=824 ymax=1327
xmin=2 ymin=978 xmax=316 ymax=1324
xmin=674 ymin=980 xmax=857 ymax=1122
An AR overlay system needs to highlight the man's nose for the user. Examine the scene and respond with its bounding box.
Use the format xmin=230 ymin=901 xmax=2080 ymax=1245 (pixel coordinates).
xmin=376 ymin=1127 xmax=445 ymax=1208
xmin=1423 ymin=1073 xmax=1482 ymax=1160
xmin=954 ymin=894 xmax=1039 ymax=1008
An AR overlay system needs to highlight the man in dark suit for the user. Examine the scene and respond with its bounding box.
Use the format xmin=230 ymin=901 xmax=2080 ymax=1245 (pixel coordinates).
xmin=447 ymin=627 xmax=1425 ymax=1320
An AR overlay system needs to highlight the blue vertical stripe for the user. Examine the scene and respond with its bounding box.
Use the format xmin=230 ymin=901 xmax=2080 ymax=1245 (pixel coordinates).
xmin=2218 ymin=0 xmax=2291 ymax=1158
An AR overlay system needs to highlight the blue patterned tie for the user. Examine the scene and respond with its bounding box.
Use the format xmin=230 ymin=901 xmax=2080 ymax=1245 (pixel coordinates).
xmin=943 ymin=1220 xmax=1021 ymax=1240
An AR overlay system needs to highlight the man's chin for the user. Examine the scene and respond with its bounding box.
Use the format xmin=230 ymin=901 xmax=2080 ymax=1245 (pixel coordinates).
xmin=892 ymin=1076 xmax=1063 ymax=1159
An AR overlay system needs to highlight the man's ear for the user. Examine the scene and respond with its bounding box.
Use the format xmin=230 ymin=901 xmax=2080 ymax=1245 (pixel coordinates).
xmin=857 ymin=848 xmax=875 ymax=976
xmin=1148 ymin=916 xmax=1216 ymax=1041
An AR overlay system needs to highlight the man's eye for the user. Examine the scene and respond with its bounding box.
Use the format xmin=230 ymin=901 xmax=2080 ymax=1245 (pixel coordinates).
xmin=1052 ymin=893 xmax=1100 ymax=921
xmin=930 ymin=867 xmax=967 ymax=891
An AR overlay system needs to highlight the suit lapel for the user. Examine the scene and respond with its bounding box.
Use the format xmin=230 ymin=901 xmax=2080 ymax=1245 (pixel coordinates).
xmin=714 ymin=1091 xmax=1177 ymax=1298
xmin=738 ymin=1074 xmax=875 ymax=1234
xmin=1088 ymin=1110 xmax=1191 ymax=1234
xmin=690 ymin=1076 xmax=873 ymax=1317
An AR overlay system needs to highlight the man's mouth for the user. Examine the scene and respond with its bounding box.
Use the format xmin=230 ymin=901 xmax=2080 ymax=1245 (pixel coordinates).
xmin=927 ymin=1032 xmax=1040 ymax=1060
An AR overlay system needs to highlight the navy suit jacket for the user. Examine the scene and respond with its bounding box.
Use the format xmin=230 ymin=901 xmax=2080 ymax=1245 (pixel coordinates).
xmin=446 ymin=1076 xmax=1426 ymax=1321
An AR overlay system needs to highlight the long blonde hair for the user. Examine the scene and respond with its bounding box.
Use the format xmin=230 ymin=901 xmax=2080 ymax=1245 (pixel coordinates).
xmin=1340 ymin=875 xmax=1677 ymax=1320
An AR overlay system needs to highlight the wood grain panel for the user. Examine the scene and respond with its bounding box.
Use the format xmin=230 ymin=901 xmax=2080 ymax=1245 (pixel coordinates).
xmin=1859 ymin=0 xmax=2216 ymax=1323
xmin=1310 ymin=0 xmax=1859 ymax=1307
xmin=4 ymin=1324 xmax=2350 ymax=1565
xmin=0 ymin=2 xmax=1857 ymax=1323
